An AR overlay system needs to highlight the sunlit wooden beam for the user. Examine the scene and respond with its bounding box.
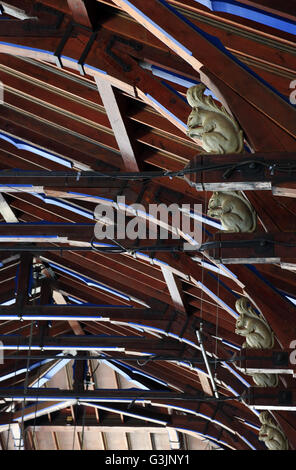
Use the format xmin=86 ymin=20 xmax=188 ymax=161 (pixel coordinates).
xmin=161 ymin=266 xmax=185 ymax=312
xmin=0 ymin=194 xmax=18 ymax=222
xmin=95 ymin=78 xmax=140 ymax=172
xmin=1 ymin=1 xmax=35 ymax=20
xmin=53 ymin=290 xmax=85 ymax=336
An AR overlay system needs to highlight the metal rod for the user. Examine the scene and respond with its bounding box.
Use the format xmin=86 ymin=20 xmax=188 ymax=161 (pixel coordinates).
xmin=196 ymin=327 xmax=219 ymax=399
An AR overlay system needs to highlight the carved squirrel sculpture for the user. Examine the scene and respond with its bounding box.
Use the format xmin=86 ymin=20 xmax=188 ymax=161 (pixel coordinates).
xmin=235 ymin=297 xmax=278 ymax=387
xmin=235 ymin=297 xmax=274 ymax=349
xmin=186 ymin=84 xmax=244 ymax=154
xmin=207 ymin=191 xmax=257 ymax=233
xmin=250 ymin=372 xmax=278 ymax=388
xmin=259 ymin=412 xmax=289 ymax=450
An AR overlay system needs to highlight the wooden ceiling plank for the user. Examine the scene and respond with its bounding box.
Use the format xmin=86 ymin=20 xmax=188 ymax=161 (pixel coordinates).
xmin=0 ymin=23 xmax=195 ymax=138
xmin=237 ymin=0 xmax=296 ymax=22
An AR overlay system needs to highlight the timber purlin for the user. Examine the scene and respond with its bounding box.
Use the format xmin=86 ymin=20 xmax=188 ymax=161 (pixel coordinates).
xmin=205 ymin=232 xmax=296 ymax=263
xmin=185 ymin=152 xmax=296 ymax=191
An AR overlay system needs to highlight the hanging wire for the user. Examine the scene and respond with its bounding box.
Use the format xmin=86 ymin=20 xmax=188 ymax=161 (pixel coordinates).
xmin=199 ymin=184 xmax=207 ymax=328
xmin=80 ymin=361 xmax=93 ymax=451
xmin=18 ymin=320 xmax=34 ymax=450
xmin=71 ymin=401 xmax=77 ymax=451
xmin=17 ymin=262 xmax=38 ymax=450
xmin=80 ymin=387 xmax=87 ymax=450
xmin=215 ymin=268 xmax=220 ymax=376
xmin=31 ymin=344 xmax=44 ymax=448
xmin=4 ymin=319 xmax=23 ymax=450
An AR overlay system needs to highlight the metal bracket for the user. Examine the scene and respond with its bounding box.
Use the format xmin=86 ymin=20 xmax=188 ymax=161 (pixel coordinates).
xmin=179 ymin=316 xmax=191 ymax=339
xmin=105 ymin=35 xmax=143 ymax=72
xmin=22 ymin=2 xmax=64 ymax=31
xmin=272 ymin=351 xmax=289 ymax=367
xmin=54 ymin=22 xmax=74 ymax=68
xmin=253 ymin=237 xmax=275 ymax=257
xmin=135 ymin=183 xmax=148 ymax=204
xmin=116 ymin=180 xmax=129 ymax=198
xmin=223 ymin=159 xmax=266 ymax=180
xmin=202 ymin=236 xmax=276 ymax=258
xmin=278 ymin=390 xmax=292 ymax=405
xmin=77 ymin=29 xmax=99 ymax=75
xmin=54 ymin=21 xmax=100 ymax=71
xmin=165 ymin=309 xmax=178 ymax=335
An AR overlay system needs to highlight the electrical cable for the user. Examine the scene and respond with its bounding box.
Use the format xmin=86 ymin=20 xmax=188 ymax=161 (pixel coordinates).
xmin=90 ymin=237 xmax=187 ymax=255
xmin=1 ymin=159 xmax=296 ymax=182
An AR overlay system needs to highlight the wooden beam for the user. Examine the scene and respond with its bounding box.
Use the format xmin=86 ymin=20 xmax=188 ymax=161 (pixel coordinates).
xmin=273 ymin=182 xmax=296 ymax=198
xmin=0 ymin=334 xmax=188 ymax=355
xmin=15 ymin=253 xmax=32 ymax=308
xmin=0 ymin=1 xmax=35 ymax=20
xmin=111 ymin=0 xmax=296 ymax=140
xmin=206 ymin=232 xmax=296 ymax=264
xmin=0 ymin=26 xmax=192 ymax=137
xmin=0 ymin=387 xmax=201 ymax=400
xmin=239 ymin=0 xmax=296 ymax=22
xmin=237 ymin=348 xmax=296 ymax=375
xmin=0 ymin=305 xmax=174 ymax=330
xmin=38 ymin=277 xmax=53 ymax=341
xmin=0 ymin=194 xmax=18 ymax=222
xmin=97 ymin=0 xmax=296 ymax=98
xmin=95 ymin=78 xmax=140 ymax=172
xmin=199 ymin=67 xmax=296 ymax=151
xmin=158 ymin=267 xmax=219 ymax=397
xmin=42 ymin=246 xmax=239 ymax=325
xmin=245 ymin=387 xmax=296 ymax=411
xmin=84 ymin=401 xmax=258 ymax=449
xmin=161 ymin=266 xmax=185 ymax=312
xmin=0 ymin=53 xmax=192 ymax=142
xmin=274 ymin=412 xmax=296 ymax=451
xmin=12 ymin=401 xmax=77 ymax=422
xmin=53 ymin=290 xmax=85 ymax=336
xmin=185 ymin=152 xmax=296 ymax=191
xmin=28 ymin=424 xmax=167 ymax=432
xmin=67 ymin=0 xmax=100 ymax=29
